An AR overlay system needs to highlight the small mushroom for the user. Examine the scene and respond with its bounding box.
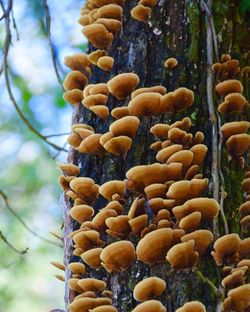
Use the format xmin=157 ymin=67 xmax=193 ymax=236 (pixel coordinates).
xmin=131 ymin=4 xmax=152 ymax=22
xmin=179 ymin=211 xmax=202 ymax=233
xmin=107 ymin=73 xmax=139 ymax=100
xmin=70 ymin=205 xmax=94 ymax=223
xmin=181 ymin=230 xmax=214 ymax=255
xmin=221 ymin=121 xmax=250 ymax=140
xmin=97 ymin=56 xmax=114 ymax=72
xmin=99 ymin=180 xmax=126 ymax=201
xmin=81 ymin=248 xmax=103 ymax=269
xmin=109 ymin=116 xmax=140 ymax=138
xmin=78 ymin=278 xmax=106 ymax=292
xmin=68 ymin=262 xmax=86 ymax=274
xmin=133 ymin=277 xmax=166 ymax=301
xmin=222 ymin=284 xmax=250 ymax=312
xmin=215 ymin=80 xmax=243 ymax=97
xmin=131 ymin=300 xmax=166 ymax=312
xmin=164 ymin=57 xmax=178 ymax=69
xmin=176 ymin=301 xmax=206 ymax=312
xmin=104 ymin=135 xmax=132 ymax=157
xmin=82 ymin=24 xmax=114 ymax=49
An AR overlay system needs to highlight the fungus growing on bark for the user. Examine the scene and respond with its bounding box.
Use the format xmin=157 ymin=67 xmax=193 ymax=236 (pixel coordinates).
xmin=189 ymin=144 xmax=208 ymax=166
xmin=172 ymin=198 xmax=219 ymax=220
xmin=241 ymin=178 xmax=250 ymax=193
xmin=181 ymin=230 xmax=214 ymax=255
xmin=237 ymin=259 xmax=250 ymax=272
xmin=50 ymin=261 xmax=65 ymax=271
xmin=57 ymin=163 xmax=80 ymax=177
xmin=100 ymin=240 xmax=136 ymax=272
xmin=109 ymin=116 xmax=140 ymax=138
xmin=64 ymin=53 xmax=91 ymax=72
xmin=68 ymin=297 xmax=112 ymax=312
xmin=226 ymin=134 xmax=250 ymax=157
xmin=111 ymin=107 xmax=130 ymax=119
xmin=82 ymin=94 xmax=108 ymax=108
xmin=131 ymin=300 xmax=166 ymax=312
xmin=72 ymin=230 xmax=105 ymax=252
xmin=136 ymin=228 xmax=173 ymax=264
xmin=179 ymin=211 xmax=202 ymax=233
xmin=95 ymin=4 xmax=122 ymax=20
xmin=89 ymin=105 xmax=110 ymax=119
xmin=99 ymin=180 xmax=126 ymax=201
xmin=90 ymin=306 xmax=118 ymax=312
xmin=166 ymin=150 xmax=194 ymax=172
xmin=218 ymin=93 xmax=246 ymax=114
xmin=95 ymin=17 xmax=121 ymax=35
xmin=176 ymin=301 xmax=206 ymax=312
xmin=70 ymin=205 xmax=95 ymax=223
xmin=160 ymin=87 xmax=194 ymax=112
xmin=82 ymin=24 xmax=114 ymax=48
xmin=166 ymin=240 xmax=199 ymax=269
xmin=106 ymin=215 xmax=131 ymax=238
xmin=97 ymin=56 xmax=114 ymax=72
xmin=104 ymin=135 xmax=132 ymax=157
xmin=133 ymin=277 xmax=166 ymax=301
xmin=103 ymin=200 xmax=124 ymax=215
xmin=215 ymin=80 xmax=243 ymax=97
xmin=221 ymin=269 xmax=246 ymax=289
xmin=55 ymin=274 xmax=65 ymax=282
xmin=107 ymin=73 xmax=139 ymax=99
xmin=132 ymin=85 xmax=166 ymax=98
xmin=144 ymin=183 xmax=167 ymax=199
xmin=222 ymin=284 xmax=250 ymax=312
xmin=81 ymin=248 xmax=103 ymax=269
xmin=88 ymin=49 xmax=108 ymax=64
xmin=164 ymin=57 xmax=178 ymax=69
xmin=128 ymin=92 xmax=161 ymax=116
xmin=211 ymin=233 xmax=241 ymax=265
xmin=68 ymin=262 xmax=86 ymax=274
xmin=221 ymin=121 xmax=250 ymax=140
xmin=68 ymin=278 xmax=84 ymax=293
xmin=64 ymin=89 xmax=84 ymax=105
xmin=78 ymin=278 xmax=106 ymax=292
xmin=77 ymin=134 xmax=105 ymax=155
xmin=69 ymin=177 xmax=99 ymax=204
xmin=129 ymin=214 xmax=148 ymax=235
xmin=131 ymin=4 xmax=152 ymax=22
xmin=92 ymin=209 xmax=118 ymax=231
xmin=64 ymin=71 xmax=89 ymax=91
xmin=239 ymin=238 xmax=250 ymax=258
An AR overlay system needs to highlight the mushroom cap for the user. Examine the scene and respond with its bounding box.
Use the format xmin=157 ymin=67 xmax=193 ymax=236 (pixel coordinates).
xmin=167 ymin=150 xmax=194 ymax=172
xmin=190 ymin=144 xmax=208 ymax=166
xmin=221 ymin=269 xmax=246 ymax=289
xmin=104 ymin=135 xmax=132 ymax=157
xmin=126 ymin=162 xmax=183 ymax=192
xmin=68 ymin=278 xmax=84 ymax=293
xmin=64 ymin=71 xmax=88 ymax=91
xmin=136 ymin=228 xmax=173 ymax=264
xmin=239 ymin=238 xmax=250 ymax=258
xmin=82 ymin=24 xmax=114 ymax=49
xmin=166 ymin=240 xmax=199 ymax=269
xmin=167 ymin=179 xmax=208 ymax=201
xmin=181 ymin=230 xmax=214 ymax=255
xmin=106 ymin=215 xmax=131 ymax=238
xmin=103 ymin=200 xmax=124 ymax=215
xmin=72 ymin=230 xmax=105 ymax=251
xmin=173 ymin=198 xmax=219 ymax=220
xmin=160 ymin=87 xmax=194 ymax=113
xmin=133 ymin=277 xmax=166 ymax=301
xmin=215 ymin=80 xmax=243 ymax=97
xmin=69 ymin=177 xmax=99 ymax=203
xmin=176 ymin=301 xmax=206 ymax=312
xmin=82 ymin=94 xmax=108 ymax=108
xmin=129 ymin=214 xmax=148 ymax=235
xmin=57 ymin=163 xmax=80 ymax=176
xmin=64 ymin=89 xmax=84 ymax=105
xmin=226 ymin=134 xmax=250 ymax=156
xmin=237 ymin=259 xmax=250 ymax=273
xmin=92 ymin=209 xmax=118 ymax=231
xmin=148 ymin=198 xmax=175 ymax=214
xmin=78 ymin=278 xmax=106 ymax=292
xmin=99 ymin=180 xmax=126 ymax=200
xmin=89 ymin=83 xmax=109 ymax=95
xmin=212 ymin=233 xmax=241 ymax=265
xmin=68 ymin=298 xmax=112 ymax=312
xmin=107 ymin=73 xmax=139 ymax=99
xmin=109 ymin=116 xmax=140 ymax=138
xmin=156 ymin=209 xmax=171 ymax=222
xmin=68 ymin=262 xmax=86 ymax=274
xmin=144 ymin=183 xmax=167 ymax=199
xmin=222 ymin=284 xmax=250 ymax=312
xmin=128 ymin=197 xmax=146 ymax=218
xmin=95 ymin=18 xmax=121 ymax=36
xmin=100 ymin=240 xmax=136 ymax=272
xmin=77 ymin=133 xmax=104 ymax=155
xmin=131 ymin=300 xmax=166 ymax=312
xmin=156 ymin=145 xmax=183 ymax=163
xmin=64 ymin=53 xmax=91 ymax=71
xmin=50 ymin=261 xmax=65 ymax=271
xmin=111 ymin=107 xmax=130 ymax=119
xmin=132 ymin=86 xmax=166 ymax=99
xmin=87 ymin=49 xmax=108 ymax=65
xmin=89 ymin=105 xmax=110 ymax=119
xmin=70 ymin=205 xmax=95 ymax=223
xmin=97 ymin=56 xmax=114 ymax=72
xmin=94 ymin=4 xmax=122 ymax=20
xmin=91 ymin=0 xmax=125 ymax=7
xmin=138 ymin=0 xmax=157 ymax=7
xmin=131 ymin=4 xmax=152 ymax=22
xmin=218 ymin=93 xmax=246 ymax=114
xmin=90 ymin=306 xmax=118 ymax=312
xmin=179 ymin=211 xmax=202 ymax=233
xmin=241 ymin=178 xmax=250 ymax=193
xmin=221 ymin=121 xmax=250 ymax=140
xmin=164 ymin=57 xmax=178 ymax=69
xmin=81 ymin=248 xmax=103 ymax=269
xmin=150 ymin=124 xmax=171 ymax=139
xmin=128 ymin=92 xmax=161 ymax=116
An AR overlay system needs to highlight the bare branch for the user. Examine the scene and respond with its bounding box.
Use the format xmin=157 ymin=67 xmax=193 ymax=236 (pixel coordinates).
xmin=1 ymin=5 xmax=68 ymax=153
xmin=42 ymin=0 xmax=64 ymax=89
xmin=45 ymin=132 xmax=70 ymax=138
xmin=0 ymin=189 xmax=63 ymax=248
xmin=0 ymin=230 xmax=28 ymax=255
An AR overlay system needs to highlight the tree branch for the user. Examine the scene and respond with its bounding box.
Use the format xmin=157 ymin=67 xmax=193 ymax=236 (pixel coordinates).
xmin=42 ymin=0 xmax=64 ymax=90
xmin=0 ymin=189 xmax=63 ymax=248
xmin=1 ymin=0 xmax=67 ymax=153
xmin=0 ymin=230 xmax=28 ymax=255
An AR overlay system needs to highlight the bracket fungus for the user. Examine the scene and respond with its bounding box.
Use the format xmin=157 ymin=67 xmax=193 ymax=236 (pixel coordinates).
xmin=100 ymin=240 xmax=136 ymax=272
xmin=181 ymin=230 xmax=214 ymax=256
xmin=131 ymin=4 xmax=152 ymax=22
xmin=176 ymin=301 xmax=206 ymax=312
xmin=164 ymin=57 xmax=178 ymax=69
xmin=136 ymin=228 xmax=173 ymax=264
xmin=107 ymin=73 xmax=139 ymax=99
xmin=215 ymin=80 xmax=244 ymax=97
xmin=166 ymin=240 xmax=199 ymax=269
xmin=109 ymin=116 xmax=140 ymax=138
xmin=99 ymin=180 xmax=126 ymax=201
xmin=97 ymin=55 xmax=114 ymax=72
xmin=81 ymin=247 xmax=103 ymax=269
xmin=222 ymin=284 xmax=250 ymax=312
xmin=133 ymin=277 xmax=166 ymax=302
xmin=70 ymin=205 xmax=95 ymax=223
xmin=131 ymin=300 xmax=166 ymax=312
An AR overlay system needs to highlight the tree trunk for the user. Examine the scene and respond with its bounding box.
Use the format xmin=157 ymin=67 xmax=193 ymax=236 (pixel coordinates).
xmin=62 ymin=1 xmax=250 ymax=311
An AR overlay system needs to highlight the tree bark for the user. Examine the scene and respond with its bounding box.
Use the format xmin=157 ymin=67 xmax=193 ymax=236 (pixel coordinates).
xmin=62 ymin=1 xmax=250 ymax=311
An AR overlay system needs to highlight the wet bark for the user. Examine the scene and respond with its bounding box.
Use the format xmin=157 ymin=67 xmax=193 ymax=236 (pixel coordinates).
xmin=62 ymin=1 xmax=250 ymax=311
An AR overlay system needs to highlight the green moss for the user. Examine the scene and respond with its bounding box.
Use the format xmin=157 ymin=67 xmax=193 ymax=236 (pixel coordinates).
xmin=187 ymin=1 xmax=200 ymax=62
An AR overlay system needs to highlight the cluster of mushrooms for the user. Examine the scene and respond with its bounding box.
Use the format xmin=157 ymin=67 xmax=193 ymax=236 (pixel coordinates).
xmin=131 ymin=0 xmax=157 ymax=23
xmin=240 ymin=169 xmax=250 ymax=231
xmin=213 ymin=54 xmax=250 ymax=164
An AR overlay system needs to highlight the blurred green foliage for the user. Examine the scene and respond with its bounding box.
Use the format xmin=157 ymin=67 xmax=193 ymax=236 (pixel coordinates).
xmin=240 ymin=0 xmax=250 ymax=12
xmin=0 ymin=0 xmax=84 ymax=311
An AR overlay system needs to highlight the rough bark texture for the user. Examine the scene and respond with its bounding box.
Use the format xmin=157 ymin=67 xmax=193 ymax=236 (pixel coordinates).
xmin=62 ymin=1 xmax=250 ymax=311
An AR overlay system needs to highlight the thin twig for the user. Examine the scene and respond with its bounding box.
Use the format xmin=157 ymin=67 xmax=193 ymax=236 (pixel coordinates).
xmin=195 ymin=269 xmax=224 ymax=300
xmin=45 ymin=132 xmax=70 ymax=138
xmin=0 ymin=189 xmax=63 ymax=248
xmin=52 ymin=142 xmax=68 ymax=160
xmin=0 ymin=230 xmax=29 ymax=255
xmin=1 ymin=3 xmax=67 ymax=153
xmin=42 ymin=0 xmax=64 ymax=89
xmin=11 ymin=6 xmax=19 ymax=41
